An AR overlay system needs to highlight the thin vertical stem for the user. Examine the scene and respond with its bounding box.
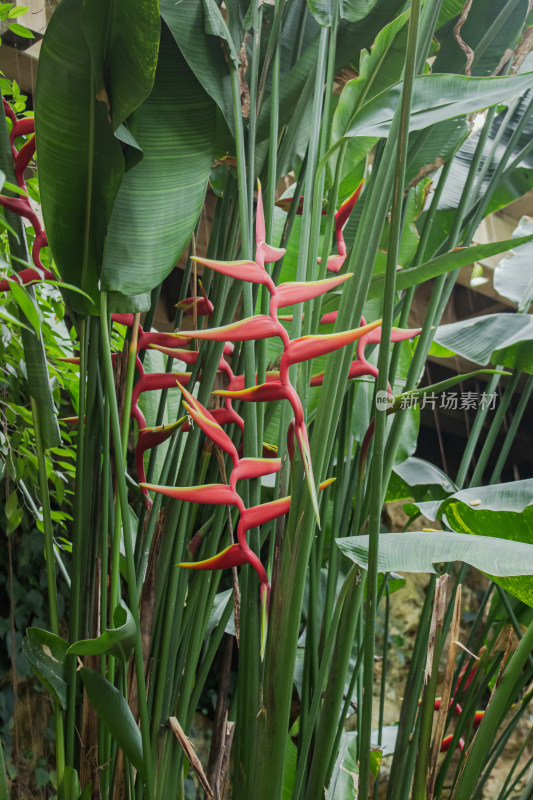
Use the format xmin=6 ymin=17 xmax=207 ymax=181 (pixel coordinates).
xmin=100 ymin=292 xmax=154 ymax=800
xmin=360 ymin=3 xmax=420 ymax=795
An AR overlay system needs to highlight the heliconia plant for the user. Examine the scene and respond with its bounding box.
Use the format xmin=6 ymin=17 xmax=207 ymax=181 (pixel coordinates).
xmin=2 ymin=1 xmax=533 ymax=799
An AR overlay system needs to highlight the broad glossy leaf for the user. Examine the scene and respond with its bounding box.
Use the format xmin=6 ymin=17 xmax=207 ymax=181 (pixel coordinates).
xmin=81 ymin=0 xmax=160 ymax=130
xmin=203 ymin=0 xmax=240 ymax=66
xmin=338 ymin=530 xmax=533 ymax=581
xmin=80 ymin=667 xmax=145 ymax=778
xmin=414 ymin=480 xmax=533 ymax=605
xmin=387 ymin=456 xmax=457 ymax=503
xmin=36 ymin=0 xmax=125 ymax=314
xmin=331 ymin=71 xmax=533 ymax=147
xmin=160 ymin=0 xmax=234 ymax=135
xmin=22 ymin=628 xmax=69 ymax=709
xmin=494 ymin=217 xmax=533 ymax=311
xmin=432 ymin=313 xmax=533 ymax=375
xmin=67 ymin=600 xmax=136 ymax=662
xmin=331 ymin=11 xmax=409 ymax=145
xmin=101 ymin=24 xmax=215 ymax=301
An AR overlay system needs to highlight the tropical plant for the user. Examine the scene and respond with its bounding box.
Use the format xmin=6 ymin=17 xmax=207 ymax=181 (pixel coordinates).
xmin=2 ymin=0 xmax=533 ymax=799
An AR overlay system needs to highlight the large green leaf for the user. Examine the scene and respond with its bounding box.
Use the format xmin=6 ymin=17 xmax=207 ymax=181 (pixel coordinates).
xmin=101 ymin=24 xmax=215 ymax=301
xmin=367 ymin=233 xmax=533 ymax=298
xmin=80 ymin=667 xmax=145 ymax=778
xmin=329 ymin=71 xmax=533 ymax=149
xmin=432 ymin=313 xmax=533 ymax=374
xmin=337 ymin=530 xmax=533 ymax=579
xmin=494 ymin=217 xmax=533 ymax=311
xmin=81 ymin=0 xmax=160 ymax=130
xmin=330 ymin=10 xmax=409 ymax=182
xmin=35 ymin=0 xmax=124 ymax=314
xmin=67 ymin=600 xmax=136 ymax=662
xmin=414 ymin=480 xmax=533 ymax=605
xmin=22 ymin=628 xmax=70 ymax=709
xmin=160 ymin=0 xmax=234 ymax=136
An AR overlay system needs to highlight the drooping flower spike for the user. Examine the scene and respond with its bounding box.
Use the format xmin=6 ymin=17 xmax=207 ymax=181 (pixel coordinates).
xmin=318 ymin=180 xmax=365 ymax=273
xmin=0 ymin=108 xmax=50 ymax=272
xmin=179 ymin=185 xmax=380 ymax=524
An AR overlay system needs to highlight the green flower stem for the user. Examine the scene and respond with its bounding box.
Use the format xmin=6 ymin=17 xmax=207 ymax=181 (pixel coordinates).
xmin=304 ymin=575 xmax=365 ymax=800
xmin=373 ymin=585 xmax=390 ymax=800
xmin=381 ymin=105 xmax=495 ymax=492
xmin=386 ymin=575 xmax=436 ymax=800
xmin=360 ymin=4 xmax=420 ymax=795
xmin=66 ymin=316 xmax=87 ymax=764
xmin=292 ymin=564 xmax=362 ymax=799
xmin=455 ymin=372 xmax=501 ymax=488
xmin=100 ymin=293 xmax=154 ymax=800
xmin=470 ymin=369 xmax=520 ymax=486
xmin=491 ymin=374 xmax=533 ymax=482
xmin=412 ymin=588 xmax=445 ymax=800
xmin=453 ymin=618 xmax=533 ymax=800
xmin=30 ymin=395 xmax=65 ymax=787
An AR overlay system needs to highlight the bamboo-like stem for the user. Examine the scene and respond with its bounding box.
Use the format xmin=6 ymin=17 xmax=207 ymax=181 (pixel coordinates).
xmin=490 ymin=374 xmax=533 ymax=482
xmin=66 ymin=316 xmax=87 ymax=764
xmin=412 ymin=574 xmax=447 ymax=800
xmin=30 ymin=395 xmax=65 ymax=787
xmin=99 ymin=292 xmax=154 ymax=799
xmin=454 ymin=618 xmax=533 ymax=800
xmin=469 ymin=370 xmax=520 ymax=486
xmin=360 ymin=4 xmax=420 ymax=795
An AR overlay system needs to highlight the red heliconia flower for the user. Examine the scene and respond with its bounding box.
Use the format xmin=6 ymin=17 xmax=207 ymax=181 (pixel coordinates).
xmin=440 ymin=735 xmax=465 ymax=753
xmin=136 ymin=418 xmax=186 ymax=505
xmin=310 ymin=318 xmax=421 ymax=389
xmin=0 ymin=266 xmax=54 ymax=292
xmin=177 ymin=382 xmax=239 ymax=468
xmin=269 ymin=274 xmax=352 ymax=316
xmin=176 ymin=280 xmax=214 ymax=317
xmin=255 ymin=182 xmax=287 ymax=268
xmin=131 ymin=371 xmax=191 ymax=429
xmin=0 ymin=107 xmax=51 ymax=274
xmin=280 ymin=319 xmax=382 ymax=383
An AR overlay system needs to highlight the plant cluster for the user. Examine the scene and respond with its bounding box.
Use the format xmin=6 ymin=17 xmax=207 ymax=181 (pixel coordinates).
xmin=1 ymin=1 xmax=533 ymax=800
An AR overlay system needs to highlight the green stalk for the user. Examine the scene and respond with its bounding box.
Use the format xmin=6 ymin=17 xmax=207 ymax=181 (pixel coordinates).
xmin=491 ymin=374 xmax=533 ymax=482
xmin=412 ymin=588 xmax=445 ymax=800
xmin=455 ymin=372 xmax=501 ymax=488
xmin=31 ymin=395 xmax=65 ymax=787
xmin=454 ymin=619 xmax=533 ymax=800
xmin=373 ymin=585 xmax=390 ymax=800
xmin=360 ymin=4 xmax=420 ymax=795
xmin=303 ymin=575 xmax=365 ymax=800
xmin=292 ymin=565 xmax=362 ymax=800
xmin=469 ymin=370 xmax=520 ymax=486
xmin=386 ymin=576 xmax=436 ymax=800
xmin=66 ymin=316 xmax=87 ymax=764
xmin=100 ymin=293 xmax=154 ymax=800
